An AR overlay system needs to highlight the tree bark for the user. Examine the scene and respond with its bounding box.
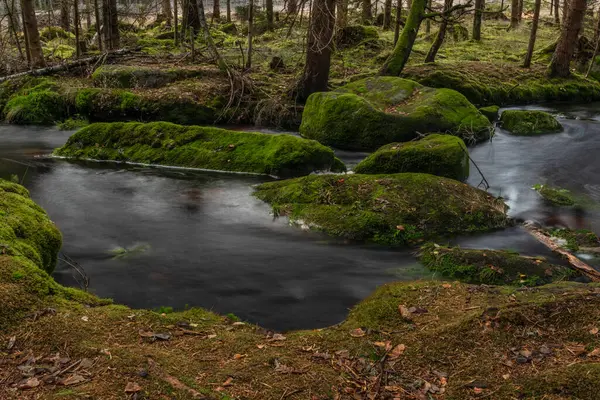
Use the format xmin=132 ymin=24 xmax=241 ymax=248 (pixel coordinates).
xmin=288 ymin=0 xmax=297 ymax=13
xmin=4 ymin=0 xmax=24 ymax=60
xmin=394 ymin=0 xmax=402 ymax=44
xmin=21 ymin=0 xmax=45 ymax=67
xmin=381 ymin=0 xmax=425 ymax=75
xmin=510 ymin=0 xmax=519 ymax=28
xmin=226 ymin=0 xmax=231 ymax=21
xmin=163 ymin=0 xmax=173 ymax=27
xmin=472 ymin=0 xmax=483 ymax=40
xmin=297 ymin=0 xmax=335 ymax=101
xmin=383 ymin=0 xmax=392 ymax=29
xmin=184 ymin=0 xmax=200 ymax=31
xmin=562 ymin=0 xmax=569 ymax=26
xmin=425 ymin=0 xmax=451 ymax=62
xmin=266 ymin=0 xmax=273 ymax=30
xmin=93 ymin=0 xmax=102 ymax=50
xmin=213 ymin=0 xmax=220 ymax=20
xmin=246 ymin=0 xmax=253 ymax=69
xmin=517 ymin=0 xmax=523 ymax=21
xmin=549 ymin=0 xmax=587 ymax=77
xmin=362 ymin=0 xmax=372 ymax=23
xmin=102 ymin=0 xmax=119 ymax=49
xmin=86 ymin=0 xmax=92 ymax=28
xmin=425 ymin=0 xmax=431 ymax=34
xmin=174 ymin=0 xmax=179 ymax=43
xmin=60 ymin=0 xmax=70 ymax=30
xmin=554 ymin=0 xmax=560 ymax=23
xmin=74 ymin=0 xmax=81 ymax=56
xmin=523 ymin=0 xmax=541 ymax=67
xmin=336 ymin=0 xmax=348 ymax=29
xmin=550 ymin=0 xmax=553 ymax=14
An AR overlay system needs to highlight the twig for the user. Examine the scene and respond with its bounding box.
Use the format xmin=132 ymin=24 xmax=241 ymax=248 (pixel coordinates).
xmin=457 ymin=144 xmax=490 ymax=190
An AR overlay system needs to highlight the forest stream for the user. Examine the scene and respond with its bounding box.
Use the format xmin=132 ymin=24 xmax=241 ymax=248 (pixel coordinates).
xmin=2 ymin=103 xmax=600 ymax=331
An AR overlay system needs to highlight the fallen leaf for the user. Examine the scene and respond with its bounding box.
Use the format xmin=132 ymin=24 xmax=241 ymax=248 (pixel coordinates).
xmin=257 ymin=344 xmax=266 ymax=349
xmin=519 ymin=349 xmax=532 ymax=358
xmin=590 ymin=327 xmax=599 ymax=335
xmin=81 ymin=316 xmax=89 ymax=322
xmin=7 ymin=336 xmax=16 ymax=350
xmin=153 ymin=333 xmax=171 ymax=341
xmin=473 ymin=387 xmax=483 ymax=395
xmin=566 ymin=344 xmax=587 ymax=356
xmin=233 ymin=353 xmax=246 ymax=360
xmin=124 ymin=382 xmax=142 ymax=393
xmin=335 ymin=349 xmax=350 ymax=358
xmin=232 ymin=322 xmax=245 ymax=326
xmin=206 ymin=334 xmax=217 ymax=339
xmin=398 ymin=304 xmax=411 ymax=319
xmin=589 ymin=348 xmax=600 ymax=357
xmin=442 ymin=283 xmax=452 ymax=288
xmin=18 ymin=377 xmax=40 ymax=390
xmin=388 ymin=344 xmax=406 ymax=359
xmin=374 ymin=341 xmax=392 ymax=351
xmin=100 ymin=348 xmax=112 ymax=359
xmin=61 ymin=374 xmax=86 ymax=386
xmin=79 ymin=358 xmax=94 ymax=369
xmin=350 ymin=328 xmax=365 ymax=338
xmin=222 ymin=377 xmax=233 ymax=386
xmin=502 ymin=374 xmax=510 ymax=380
xmin=271 ymin=333 xmax=286 ymax=341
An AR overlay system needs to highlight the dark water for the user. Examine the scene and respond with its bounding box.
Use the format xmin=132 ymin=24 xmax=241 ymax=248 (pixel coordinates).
xmin=2 ymin=104 xmax=599 ymax=330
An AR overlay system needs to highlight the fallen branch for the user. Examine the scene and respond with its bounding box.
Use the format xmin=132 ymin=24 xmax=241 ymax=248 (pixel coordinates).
xmin=524 ymin=225 xmax=600 ymax=281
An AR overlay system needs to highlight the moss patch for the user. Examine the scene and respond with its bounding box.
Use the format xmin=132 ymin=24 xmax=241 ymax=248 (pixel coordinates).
xmin=353 ymin=134 xmax=469 ymax=181
xmin=300 ymin=76 xmax=491 ymax=151
xmin=532 ymin=184 xmax=576 ymax=206
xmin=335 ymin=25 xmax=380 ymax=48
xmin=2 ymin=79 xmax=67 ymax=125
xmin=254 ymin=173 xmax=508 ymax=245
xmin=547 ymin=228 xmax=600 ymax=252
xmin=500 ymin=110 xmax=562 ymax=135
xmin=420 ymin=243 xmax=578 ymax=286
xmin=53 ymin=121 xmax=345 ymax=177
xmin=91 ymin=65 xmax=204 ymax=88
xmin=479 ymin=105 xmax=500 ymax=122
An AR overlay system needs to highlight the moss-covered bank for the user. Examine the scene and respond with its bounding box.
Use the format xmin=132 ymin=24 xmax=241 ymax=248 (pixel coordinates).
xmin=91 ymin=65 xmax=204 ymax=88
xmin=420 ymin=243 xmax=578 ymax=286
xmin=353 ymin=134 xmax=469 ymax=181
xmin=300 ymin=76 xmax=491 ymax=151
xmin=54 ymin=121 xmax=345 ymax=177
xmin=254 ymin=173 xmax=508 ymax=245
xmin=500 ymin=110 xmax=562 ymax=135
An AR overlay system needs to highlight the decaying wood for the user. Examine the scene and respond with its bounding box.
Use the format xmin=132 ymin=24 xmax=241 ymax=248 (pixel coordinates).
xmin=524 ymin=225 xmax=600 ymax=282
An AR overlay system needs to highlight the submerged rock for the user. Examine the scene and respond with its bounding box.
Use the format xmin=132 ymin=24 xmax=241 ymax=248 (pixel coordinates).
xmin=254 ymin=173 xmax=508 ymax=245
xmin=353 ymin=134 xmax=469 ymax=181
xmin=300 ymin=76 xmax=491 ymax=151
xmin=419 ymin=243 xmax=579 ymax=286
xmin=533 ymin=184 xmax=575 ymax=206
xmin=500 ymin=110 xmax=562 ymax=135
xmin=53 ymin=121 xmax=345 ymax=178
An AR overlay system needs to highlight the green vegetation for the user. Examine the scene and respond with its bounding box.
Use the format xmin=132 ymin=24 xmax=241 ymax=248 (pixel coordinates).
xmin=533 ymin=184 xmax=576 ymax=206
xmin=353 ymin=134 xmax=469 ymax=181
xmin=300 ymin=76 xmax=491 ymax=151
xmin=420 ymin=243 xmax=577 ymax=286
xmin=500 ymin=110 xmax=562 ymax=135
xmin=254 ymin=173 xmax=508 ymax=245
xmin=547 ymin=228 xmax=600 ymax=251
xmin=54 ymin=121 xmax=345 ymax=177
xmin=479 ymin=105 xmax=500 ymax=122
xmin=335 ymin=25 xmax=379 ymax=48
xmin=91 ymin=65 xmax=204 ymax=88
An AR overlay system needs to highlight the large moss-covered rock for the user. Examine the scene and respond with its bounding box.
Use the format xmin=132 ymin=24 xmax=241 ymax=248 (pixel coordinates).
xmin=419 ymin=243 xmax=578 ymax=286
xmin=254 ymin=173 xmax=508 ymax=245
xmin=300 ymin=77 xmax=491 ymax=151
xmin=479 ymin=105 xmax=500 ymax=122
xmin=500 ymin=110 xmax=562 ymax=135
xmin=353 ymin=134 xmax=469 ymax=181
xmin=53 ymin=122 xmax=345 ymax=177
xmin=91 ymin=65 xmax=203 ymax=88
xmin=2 ymin=78 xmax=66 ymax=125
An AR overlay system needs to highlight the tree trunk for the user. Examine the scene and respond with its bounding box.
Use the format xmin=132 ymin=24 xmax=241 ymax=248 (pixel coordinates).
xmin=381 ymin=0 xmax=425 ymax=75
xmin=21 ymin=6 xmax=32 ymax=66
xmin=5 ymin=0 xmax=24 ymax=60
xmin=93 ymin=0 xmax=102 ymax=50
xmin=102 ymin=0 xmax=119 ymax=49
xmin=21 ymin=0 xmax=45 ymax=67
xmin=226 ymin=0 xmax=231 ymax=21
xmin=266 ymin=0 xmax=273 ymax=30
xmin=163 ymin=0 xmax=172 ymax=27
xmin=510 ymin=0 xmax=519 ymax=28
xmin=184 ymin=0 xmax=200 ymax=31
xmin=425 ymin=0 xmax=452 ymax=62
xmin=550 ymin=0 xmax=553 ymax=15
xmin=297 ymin=0 xmax=335 ymax=101
xmin=362 ymin=0 xmax=372 ymax=23
xmin=74 ymin=0 xmax=81 ymax=56
xmin=562 ymin=0 xmax=569 ymax=25
xmin=473 ymin=0 xmax=483 ymax=40
xmin=595 ymin=8 xmax=600 ymax=42
xmin=518 ymin=0 xmax=523 ymax=21
xmin=288 ymin=0 xmax=297 ymax=13
xmin=213 ymin=0 xmax=220 ymax=20
xmin=523 ymin=0 xmax=541 ymax=67
xmin=86 ymin=0 xmax=92 ymax=28
xmin=336 ymin=0 xmax=348 ymax=29
xmin=549 ymin=0 xmax=587 ymax=77
xmin=246 ymin=0 xmax=253 ymax=69
xmin=554 ymin=0 xmax=560 ymax=23
xmin=394 ymin=0 xmax=402 ymax=44
xmin=61 ymin=0 xmax=70 ymax=30
xmin=383 ymin=0 xmax=392 ymax=29
xmin=425 ymin=0 xmax=431 ymax=34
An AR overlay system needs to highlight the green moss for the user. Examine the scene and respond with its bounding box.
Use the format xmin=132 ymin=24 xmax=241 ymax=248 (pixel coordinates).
xmin=500 ymin=110 xmax=562 ymax=135
xmin=56 ymin=116 xmax=89 ymax=130
xmin=354 ymin=134 xmax=469 ymax=181
xmin=91 ymin=65 xmax=204 ymax=89
xmin=335 ymin=25 xmax=380 ymax=48
xmin=39 ymin=26 xmax=74 ymax=40
xmin=547 ymin=228 xmax=600 ymax=251
xmin=419 ymin=243 xmax=577 ymax=286
xmin=74 ymin=88 xmax=143 ymax=121
xmin=532 ymin=184 xmax=575 ymax=206
xmin=3 ymin=90 xmax=67 ymax=125
xmin=254 ymin=173 xmax=508 ymax=245
xmin=520 ymin=363 xmax=600 ymax=398
xmin=54 ymin=121 xmax=344 ymax=177
xmin=479 ymin=105 xmax=500 ymax=122
xmin=300 ymin=76 xmax=491 ymax=151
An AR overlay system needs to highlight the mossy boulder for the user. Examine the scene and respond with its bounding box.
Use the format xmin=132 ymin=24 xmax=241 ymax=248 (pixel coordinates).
xmin=53 ymin=121 xmax=345 ymax=177
xmin=220 ymin=22 xmax=238 ymax=35
xmin=500 ymin=110 xmax=562 ymax=135
xmin=533 ymin=184 xmax=576 ymax=206
xmin=420 ymin=243 xmax=578 ymax=286
xmin=479 ymin=105 xmax=500 ymax=122
xmin=91 ymin=65 xmax=203 ymax=88
xmin=354 ymin=134 xmax=469 ymax=181
xmin=300 ymin=77 xmax=491 ymax=151
xmin=3 ymin=79 xmax=67 ymax=125
xmin=254 ymin=173 xmax=508 ymax=245
xmin=335 ymin=25 xmax=379 ymax=48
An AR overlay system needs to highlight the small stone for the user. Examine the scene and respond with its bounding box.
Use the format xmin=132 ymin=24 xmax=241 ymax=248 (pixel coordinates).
xmin=516 ymin=355 xmax=530 ymax=364
xmin=137 ymin=369 xmax=149 ymax=378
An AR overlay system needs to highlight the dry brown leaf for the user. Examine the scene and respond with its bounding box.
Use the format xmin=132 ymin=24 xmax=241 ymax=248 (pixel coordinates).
xmin=350 ymin=328 xmax=366 ymax=338
xmin=398 ymin=304 xmax=411 ymax=319
xmin=589 ymin=348 xmax=600 ymax=357
xmin=257 ymin=344 xmax=266 ymax=349
xmin=590 ymin=327 xmax=599 ymax=335
xmin=61 ymin=374 xmax=86 ymax=386
xmin=222 ymin=377 xmax=233 ymax=386
xmin=233 ymin=353 xmax=247 ymax=360
xmin=473 ymin=387 xmax=483 ymax=395
xmin=502 ymin=374 xmax=510 ymax=380
xmin=124 ymin=382 xmax=142 ymax=393
xmin=442 ymin=283 xmax=452 ymax=288
xmin=388 ymin=344 xmax=406 ymax=359
xmin=18 ymin=377 xmax=40 ymax=390
xmin=271 ymin=333 xmax=286 ymax=341
xmin=374 ymin=341 xmax=392 ymax=351
xmin=206 ymin=334 xmax=217 ymax=339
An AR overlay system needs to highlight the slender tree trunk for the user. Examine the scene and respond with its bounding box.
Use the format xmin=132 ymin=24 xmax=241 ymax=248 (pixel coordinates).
xmin=102 ymin=0 xmax=119 ymax=49
xmin=381 ymin=0 xmax=426 ymax=75
xmin=549 ymin=0 xmax=587 ymax=77
xmin=523 ymin=0 xmax=541 ymax=67
xmin=425 ymin=0 xmax=451 ymax=62
xmin=246 ymin=0 xmax=253 ymax=69
xmin=473 ymin=0 xmax=483 ymax=40
xmin=5 ymin=0 xmax=24 ymax=60
xmin=518 ymin=0 xmax=523 ymax=21
xmin=93 ymin=0 xmax=101 ymax=50
xmin=297 ymin=0 xmax=335 ymax=101
xmin=21 ymin=0 xmax=45 ymax=67
xmin=550 ymin=0 xmax=553 ymax=15
xmin=554 ymin=0 xmax=560 ymax=22
xmin=226 ymin=0 xmax=230 ymax=21
xmin=425 ymin=0 xmax=431 ymax=33
xmin=61 ymin=0 xmax=70 ymax=30
xmin=266 ymin=0 xmax=273 ymax=29
xmin=595 ymin=8 xmax=600 ymax=42
xmin=174 ymin=0 xmax=179 ymax=43
xmin=163 ymin=0 xmax=172 ymax=27
xmin=394 ymin=0 xmax=402 ymax=44
xmin=383 ymin=0 xmax=391 ymax=29
xmin=184 ymin=0 xmax=200 ymax=30
xmin=21 ymin=6 xmax=32 ymax=66
xmin=74 ymin=0 xmax=81 ymax=56
xmin=362 ymin=0 xmax=372 ymax=23
xmin=288 ymin=0 xmax=297 ymax=13
xmin=336 ymin=0 xmax=348 ymax=29
xmin=510 ymin=0 xmax=519 ymax=28
xmin=562 ymin=0 xmax=569 ymax=25
xmin=213 ymin=0 xmax=220 ymax=20
xmin=86 ymin=0 xmax=92 ymax=28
